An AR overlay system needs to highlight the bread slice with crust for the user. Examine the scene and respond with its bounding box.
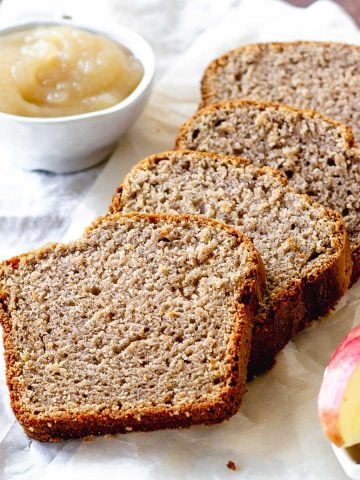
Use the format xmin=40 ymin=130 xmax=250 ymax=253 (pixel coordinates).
xmin=0 ymin=212 xmax=264 ymax=442
xmin=175 ymin=100 xmax=360 ymax=284
xmin=200 ymin=41 xmax=360 ymax=141
xmin=111 ymin=150 xmax=352 ymax=378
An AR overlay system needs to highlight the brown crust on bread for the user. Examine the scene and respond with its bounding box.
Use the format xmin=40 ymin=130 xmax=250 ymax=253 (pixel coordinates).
xmin=110 ymin=150 xmax=254 ymax=214
xmin=175 ymin=101 xmax=359 ymax=286
xmin=200 ymin=41 xmax=360 ymax=110
xmin=0 ymin=212 xmax=265 ymax=442
xmin=351 ymin=246 xmax=360 ymax=285
xmin=248 ymin=207 xmax=352 ymax=377
xmin=175 ymin=99 xmax=355 ymax=150
xmin=110 ymin=150 xmax=352 ymax=378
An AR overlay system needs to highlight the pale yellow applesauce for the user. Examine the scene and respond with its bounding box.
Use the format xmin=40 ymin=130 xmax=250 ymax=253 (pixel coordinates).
xmin=0 ymin=25 xmax=144 ymax=117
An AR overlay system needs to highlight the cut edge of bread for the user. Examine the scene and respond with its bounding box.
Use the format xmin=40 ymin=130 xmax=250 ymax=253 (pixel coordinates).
xmin=110 ymin=149 xmax=280 ymax=214
xmin=175 ymin=101 xmax=359 ymax=286
xmin=199 ymin=41 xmax=360 ymax=110
xmin=0 ymin=212 xmax=265 ymax=442
xmin=110 ymin=151 xmax=353 ymax=377
xmin=249 ymin=205 xmax=351 ymax=376
xmin=175 ymin=98 xmax=355 ymax=149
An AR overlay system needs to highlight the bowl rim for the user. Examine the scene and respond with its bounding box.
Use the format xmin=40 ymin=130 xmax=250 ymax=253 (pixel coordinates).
xmin=0 ymin=18 xmax=156 ymax=124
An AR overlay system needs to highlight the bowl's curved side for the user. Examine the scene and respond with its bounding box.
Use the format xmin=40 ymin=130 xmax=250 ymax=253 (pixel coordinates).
xmin=0 ymin=19 xmax=156 ymax=173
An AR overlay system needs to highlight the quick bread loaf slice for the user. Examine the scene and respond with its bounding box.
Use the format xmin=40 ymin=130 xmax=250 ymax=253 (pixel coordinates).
xmin=200 ymin=41 xmax=360 ymax=141
xmin=111 ymin=151 xmax=352 ymax=378
xmin=0 ymin=212 xmax=264 ymax=442
xmin=175 ymin=100 xmax=360 ymax=283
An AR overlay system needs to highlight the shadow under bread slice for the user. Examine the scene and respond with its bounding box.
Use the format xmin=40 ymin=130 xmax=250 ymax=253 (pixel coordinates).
xmin=111 ymin=150 xmax=352 ymax=378
xmin=0 ymin=212 xmax=264 ymax=442
xmin=175 ymin=100 xmax=360 ymax=284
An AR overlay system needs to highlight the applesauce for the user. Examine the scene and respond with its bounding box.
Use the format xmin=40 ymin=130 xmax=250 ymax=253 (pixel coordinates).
xmin=0 ymin=25 xmax=144 ymax=117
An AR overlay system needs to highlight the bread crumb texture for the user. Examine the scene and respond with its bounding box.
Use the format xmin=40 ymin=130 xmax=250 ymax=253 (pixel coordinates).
xmin=116 ymin=152 xmax=345 ymax=294
xmin=112 ymin=151 xmax=351 ymax=376
xmin=176 ymin=101 xmax=359 ymax=282
xmin=201 ymin=42 xmax=360 ymax=141
xmin=0 ymin=213 xmax=262 ymax=440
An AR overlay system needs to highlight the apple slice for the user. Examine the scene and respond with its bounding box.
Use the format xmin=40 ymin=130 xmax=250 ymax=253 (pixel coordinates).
xmin=318 ymin=324 xmax=360 ymax=447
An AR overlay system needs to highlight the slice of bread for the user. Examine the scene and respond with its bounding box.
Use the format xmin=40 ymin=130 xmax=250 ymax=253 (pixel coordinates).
xmin=175 ymin=100 xmax=360 ymax=284
xmin=0 ymin=212 xmax=264 ymax=442
xmin=200 ymin=41 xmax=360 ymax=141
xmin=111 ymin=151 xmax=352 ymax=378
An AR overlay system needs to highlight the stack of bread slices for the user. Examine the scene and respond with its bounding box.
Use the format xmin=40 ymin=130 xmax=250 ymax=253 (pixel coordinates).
xmin=0 ymin=41 xmax=358 ymax=442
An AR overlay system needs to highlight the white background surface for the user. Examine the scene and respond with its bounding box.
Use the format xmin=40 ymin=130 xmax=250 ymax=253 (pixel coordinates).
xmin=0 ymin=0 xmax=360 ymax=479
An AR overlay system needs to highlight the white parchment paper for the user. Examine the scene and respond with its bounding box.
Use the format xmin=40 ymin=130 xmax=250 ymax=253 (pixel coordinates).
xmin=0 ymin=1 xmax=360 ymax=479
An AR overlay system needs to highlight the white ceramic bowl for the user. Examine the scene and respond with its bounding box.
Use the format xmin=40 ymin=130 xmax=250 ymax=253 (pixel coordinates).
xmin=0 ymin=19 xmax=155 ymax=173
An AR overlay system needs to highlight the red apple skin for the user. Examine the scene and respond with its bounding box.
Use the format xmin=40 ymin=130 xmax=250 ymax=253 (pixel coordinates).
xmin=318 ymin=324 xmax=360 ymax=447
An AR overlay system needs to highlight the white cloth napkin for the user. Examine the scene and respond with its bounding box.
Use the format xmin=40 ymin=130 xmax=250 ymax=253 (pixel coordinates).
xmin=0 ymin=1 xmax=360 ymax=479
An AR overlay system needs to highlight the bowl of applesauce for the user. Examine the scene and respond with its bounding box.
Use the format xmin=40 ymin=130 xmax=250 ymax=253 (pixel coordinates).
xmin=0 ymin=19 xmax=155 ymax=173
